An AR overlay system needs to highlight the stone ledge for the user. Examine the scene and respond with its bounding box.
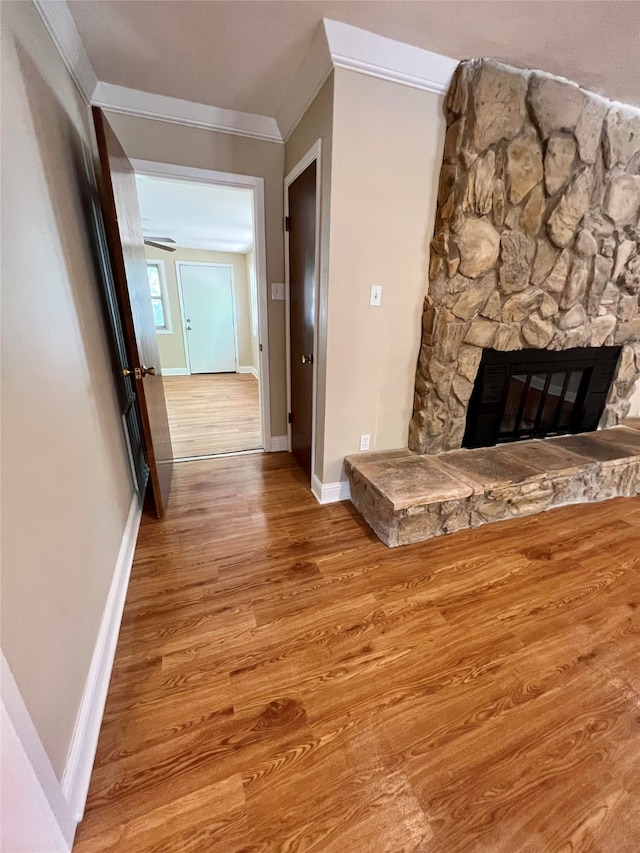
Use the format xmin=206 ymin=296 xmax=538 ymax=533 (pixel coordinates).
xmin=345 ymin=425 xmax=640 ymax=547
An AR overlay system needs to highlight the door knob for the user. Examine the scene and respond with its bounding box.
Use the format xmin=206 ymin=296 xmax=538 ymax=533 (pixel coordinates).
xmin=301 ymin=354 xmax=313 ymax=365
xmin=124 ymin=366 xmax=155 ymax=379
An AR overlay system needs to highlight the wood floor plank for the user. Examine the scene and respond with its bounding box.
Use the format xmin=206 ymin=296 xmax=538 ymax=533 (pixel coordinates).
xmin=73 ymin=775 xmax=246 ymax=853
xmin=163 ymin=372 xmax=261 ymax=457
xmin=241 ymin=719 xmax=434 ymax=852
xmin=73 ymin=454 xmax=640 ymax=852
xmin=403 ymin=665 xmax=640 ymax=852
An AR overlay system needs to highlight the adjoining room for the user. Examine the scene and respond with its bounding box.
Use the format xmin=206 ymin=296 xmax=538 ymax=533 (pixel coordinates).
xmin=136 ymin=170 xmax=263 ymax=459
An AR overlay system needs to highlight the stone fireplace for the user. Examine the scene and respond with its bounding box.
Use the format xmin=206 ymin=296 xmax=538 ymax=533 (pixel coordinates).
xmin=409 ymin=59 xmax=640 ymax=456
xmin=345 ymin=59 xmax=640 ymax=547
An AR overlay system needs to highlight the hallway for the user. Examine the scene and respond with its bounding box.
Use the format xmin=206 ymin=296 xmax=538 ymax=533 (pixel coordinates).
xmin=73 ymin=454 xmax=640 ymax=851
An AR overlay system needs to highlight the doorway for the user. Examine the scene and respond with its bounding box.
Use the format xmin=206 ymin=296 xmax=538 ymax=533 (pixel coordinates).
xmin=285 ymin=141 xmax=321 ymax=482
xmin=132 ymin=160 xmax=271 ymax=460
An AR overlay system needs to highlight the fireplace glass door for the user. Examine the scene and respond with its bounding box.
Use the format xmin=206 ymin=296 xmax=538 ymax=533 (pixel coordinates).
xmin=463 ymin=347 xmax=621 ymax=449
xmin=499 ymin=369 xmax=585 ymax=441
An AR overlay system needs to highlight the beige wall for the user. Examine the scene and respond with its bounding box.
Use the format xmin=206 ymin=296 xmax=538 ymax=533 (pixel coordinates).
xmin=106 ymin=112 xmax=286 ymax=437
xmin=322 ymin=69 xmax=446 ymax=483
xmin=145 ymin=246 xmax=257 ymax=373
xmin=1 ymin=2 xmax=135 ymax=778
xmin=285 ymin=74 xmax=334 ymax=479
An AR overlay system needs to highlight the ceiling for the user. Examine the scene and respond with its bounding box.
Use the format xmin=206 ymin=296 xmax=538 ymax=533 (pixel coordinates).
xmin=67 ymin=1 xmax=640 ymax=113
xmin=135 ymin=175 xmax=254 ymax=254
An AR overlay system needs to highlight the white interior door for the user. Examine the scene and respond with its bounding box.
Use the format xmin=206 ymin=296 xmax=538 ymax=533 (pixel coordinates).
xmin=179 ymin=263 xmax=237 ymax=373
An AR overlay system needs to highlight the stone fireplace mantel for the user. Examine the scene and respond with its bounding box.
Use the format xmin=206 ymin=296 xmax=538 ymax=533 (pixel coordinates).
xmin=409 ymin=59 xmax=640 ymax=456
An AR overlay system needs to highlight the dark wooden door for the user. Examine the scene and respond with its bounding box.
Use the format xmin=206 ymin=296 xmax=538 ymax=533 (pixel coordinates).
xmin=287 ymin=161 xmax=317 ymax=478
xmin=84 ymin=142 xmax=149 ymax=498
xmin=93 ymin=107 xmax=173 ymax=517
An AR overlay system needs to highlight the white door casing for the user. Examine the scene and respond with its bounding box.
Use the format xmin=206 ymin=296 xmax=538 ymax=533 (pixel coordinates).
xmin=177 ymin=262 xmax=237 ymax=374
xmin=130 ymin=159 xmax=272 ymax=450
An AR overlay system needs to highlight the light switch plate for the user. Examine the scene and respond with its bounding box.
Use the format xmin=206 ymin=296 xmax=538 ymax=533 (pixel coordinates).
xmin=272 ymin=282 xmax=285 ymax=301
xmin=370 ymin=285 xmax=382 ymax=307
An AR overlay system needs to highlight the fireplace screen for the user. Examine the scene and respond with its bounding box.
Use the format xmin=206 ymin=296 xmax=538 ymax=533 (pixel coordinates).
xmin=463 ymin=347 xmax=621 ymax=449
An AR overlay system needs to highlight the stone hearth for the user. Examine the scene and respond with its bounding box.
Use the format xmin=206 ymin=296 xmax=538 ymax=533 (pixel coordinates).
xmin=346 ymin=423 xmax=640 ymax=547
xmin=409 ymin=59 xmax=640 ymax=455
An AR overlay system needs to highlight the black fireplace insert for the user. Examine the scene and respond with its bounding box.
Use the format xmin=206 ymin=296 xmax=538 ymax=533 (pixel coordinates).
xmin=463 ymin=346 xmax=621 ymax=449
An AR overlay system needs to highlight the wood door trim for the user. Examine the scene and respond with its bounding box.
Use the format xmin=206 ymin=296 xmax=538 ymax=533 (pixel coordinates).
xmin=92 ymin=108 xmax=173 ymax=517
xmin=175 ymin=261 xmax=239 ymax=375
xmin=128 ymin=158 xmax=272 ymax=451
xmin=284 ymin=139 xmax=322 ymax=487
xmin=93 ymin=111 xmax=141 ymax=383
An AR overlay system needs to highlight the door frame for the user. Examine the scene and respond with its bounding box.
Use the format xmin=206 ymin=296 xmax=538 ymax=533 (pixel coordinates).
xmin=284 ymin=140 xmax=322 ymax=484
xmin=175 ymin=261 xmax=239 ymax=375
xmin=130 ymin=158 xmax=272 ymax=450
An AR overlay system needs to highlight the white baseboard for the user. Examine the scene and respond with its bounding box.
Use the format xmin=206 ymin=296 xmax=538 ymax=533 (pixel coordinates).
xmin=312 ymin=473 xmax=351 ymax=504
xmin=238 ymin=365 xmax=259 ymax=380
xmin=1 ymin=653 xmax=76 ymax=851
xmin=61 ymin=493 xmax=142 ymax=821
xmin=161 ymin=367 xmax=189 ymax=376
xmin=269 ymin=434 xmax=289 ymax=452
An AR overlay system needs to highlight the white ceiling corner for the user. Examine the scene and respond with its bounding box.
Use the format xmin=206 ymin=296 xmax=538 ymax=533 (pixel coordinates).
xmin=32 ymin=0 xmax=97 ymax=103
xmin=275 ymin=18 xmax=458 ymax=141
xmin=33 ymin=0 xmax=281 ymax=142
xmin=276 ymin=21 xmax=333 ymax=143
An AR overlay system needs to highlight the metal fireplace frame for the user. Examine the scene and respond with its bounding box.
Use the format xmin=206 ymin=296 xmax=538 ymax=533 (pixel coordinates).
xmin=463 ymin=346 xmax=622 ymax=449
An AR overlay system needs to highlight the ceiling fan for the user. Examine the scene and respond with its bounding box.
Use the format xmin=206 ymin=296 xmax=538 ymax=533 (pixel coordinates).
xmin=143 ymin=236 xmax=177 ymax=252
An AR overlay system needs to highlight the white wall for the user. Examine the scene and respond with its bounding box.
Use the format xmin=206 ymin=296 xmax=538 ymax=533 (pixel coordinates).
xmin=1 ymin=0 xmax=134 ymax=811
xmin=321 ymin=68 xmax=446 ymax=483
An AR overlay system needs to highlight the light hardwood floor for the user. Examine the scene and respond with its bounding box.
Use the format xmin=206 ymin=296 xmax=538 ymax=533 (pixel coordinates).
xmin=73 ymin=454 xmax=640 ymax=852
xmin=163 ymin=373 xmax=261 ymax=458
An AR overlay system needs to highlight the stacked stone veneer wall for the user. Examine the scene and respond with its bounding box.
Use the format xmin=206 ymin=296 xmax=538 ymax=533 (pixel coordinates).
xmin=409 ymin=59 xmax=640 ymax=454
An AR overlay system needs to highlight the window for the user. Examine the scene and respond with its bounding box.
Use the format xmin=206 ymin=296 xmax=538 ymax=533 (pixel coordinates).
xmin=146 ymin=260 xmax=171 ymax=334
xmin=248 ymin=260 xmax=258 ymax=338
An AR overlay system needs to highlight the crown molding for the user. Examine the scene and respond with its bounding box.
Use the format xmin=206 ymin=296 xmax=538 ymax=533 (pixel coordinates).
xmin=324 ymin=19 xmax=458 ymax=97
xmin=276 ymin=18 xmax=458 ymax=142
xmin=92 ymin=82 xmax=282 ymax=142
xmin=33 ymin=0 xmax=281 ymax=143
xmin=32 ymin=0 xmax=97 ymax=103
xmin=34 ymin=2 xmax=456 ymax=146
